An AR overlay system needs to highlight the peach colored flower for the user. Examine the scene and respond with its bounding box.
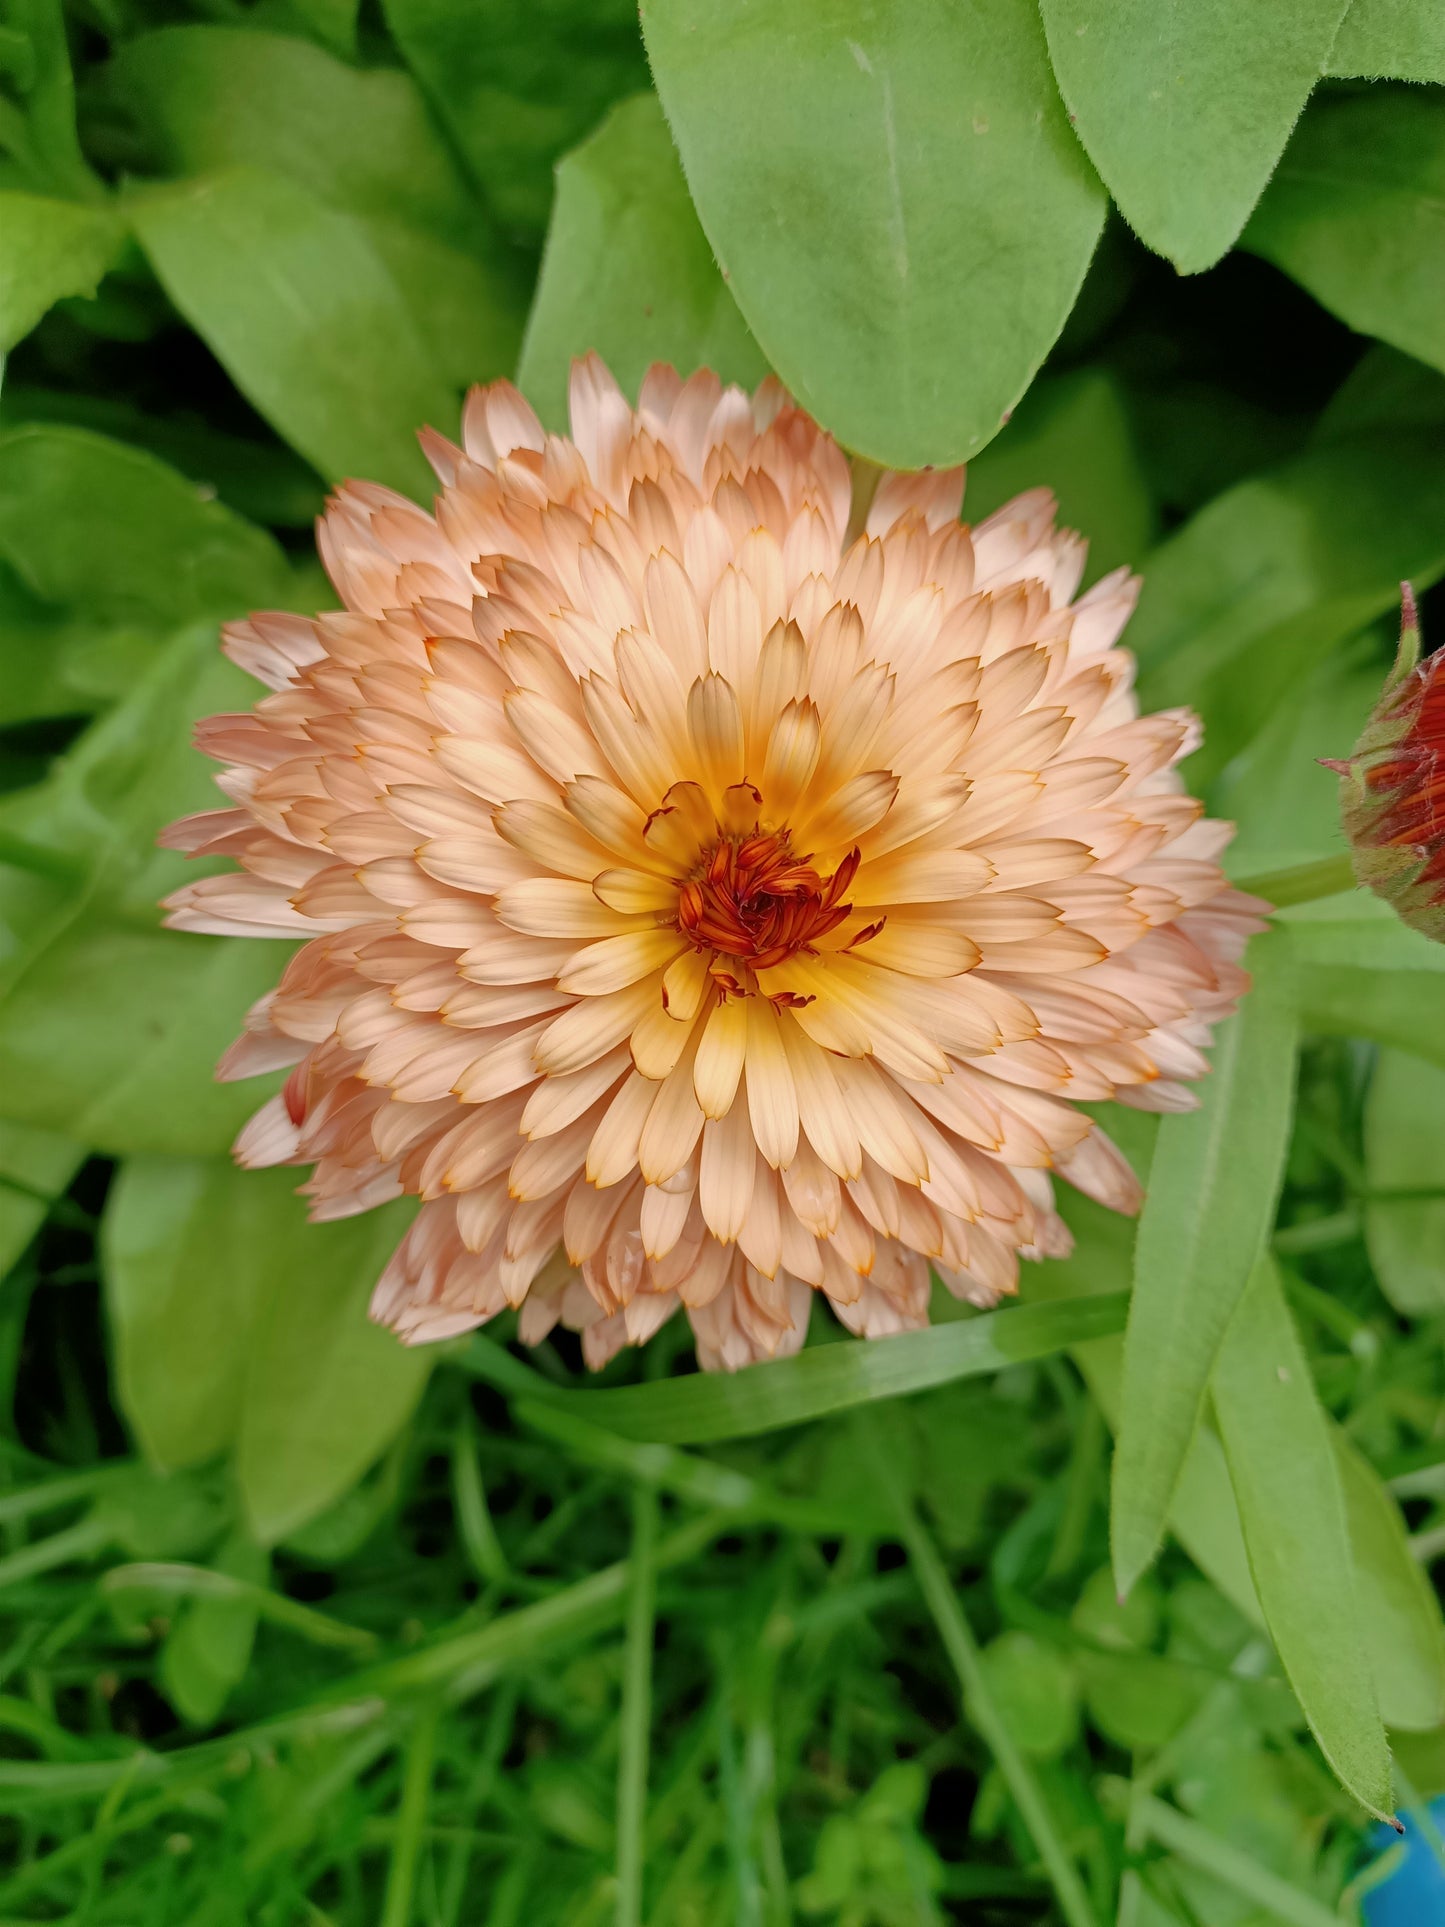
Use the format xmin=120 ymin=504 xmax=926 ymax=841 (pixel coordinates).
xmin=163 ymin=358 xmax=1265 ymax=1371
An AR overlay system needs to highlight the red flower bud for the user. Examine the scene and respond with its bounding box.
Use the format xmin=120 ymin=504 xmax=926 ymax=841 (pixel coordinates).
xmin=1328 ymin=585 xmax=1445 ymax=941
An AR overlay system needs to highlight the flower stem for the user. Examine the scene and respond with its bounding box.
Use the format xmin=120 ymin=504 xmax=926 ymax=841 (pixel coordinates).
xmin=879 ymin=1452 xmax=1101 ymax=1927
xmin=615 ymin=1485 xmax=657 ymax=1927
xmin=1234 ymin=852 xmax=1356 ymax=908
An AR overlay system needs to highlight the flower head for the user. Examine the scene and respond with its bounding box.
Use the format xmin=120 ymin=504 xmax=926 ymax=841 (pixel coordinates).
xmin=163 ymin=358 xmax=1265 ymax=1370
xmin=1327 ymin=586 xmax=1445 ymax=943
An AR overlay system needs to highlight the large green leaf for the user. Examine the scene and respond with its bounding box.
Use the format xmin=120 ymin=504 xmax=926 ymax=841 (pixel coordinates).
xmin=1039 ymin=0 xmax=1350 ymax=274
xmin=1212 ymin=1257 xmax=1394 ymax=1821
xmin=1329 ymin=0 xmax=1445 ymax=84
xmin=103 ymin=1160 xmax=292 ymax=1469
xmin=0 ymin=423 xmax=288 ymax=624
xmin=108 ymin=27 xmax=526 ymax=392
xmin=462 ymin=1294 xmax=1128 ymax=1445
xmin=641 ymin=0 xmax=1107 ymax=466
xmin=0 ymin=192 xmax=120 ymax=350
xmin=1132 ymin=429 xmax=1445 ymax=788
xmin=0 ymin=623 xmax=290 ymax=1154
xmin=236 ymin=1195 xmax=428 ymax=1543
xmin=125 ymin=169 xmax=460 ymax=497
xmin=517 ymin=93 xmax=767 ymax=431
xmin=1112 ymin=932 xmax=1299 ymax=1597
xmin=963 ymin=368 xmax=1154 ymax=588
xmin=379 ymin=0 xmax=649 ymax=238
xmin=108 ymin=27 xmax=488 ymax=247
xmin=1364 ymin=1050 xmax=1445 ymax=1315
xmin=1246 ymin=92 xmax=1445 ymax=384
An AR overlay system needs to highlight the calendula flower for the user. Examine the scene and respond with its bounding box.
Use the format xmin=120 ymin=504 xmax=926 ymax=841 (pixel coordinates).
xmin=1326 ymin=586 xmax=1445 ymax=944
xmin=163 ymin=358 xmax=1264 ymax=1370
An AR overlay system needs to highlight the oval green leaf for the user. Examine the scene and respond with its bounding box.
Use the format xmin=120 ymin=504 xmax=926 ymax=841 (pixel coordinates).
xmin=641 ymin=0 xmax=1107 ymax=466
xmin=125 ymin=168 xmax=459 ymax=497
xmin=1245 ymin=91 xmax=1445 ymax=385
xmin=1040 ymin=0 xmax=1350 ymax=274
xmin=517 ymin=93 xmax=768 ymax=431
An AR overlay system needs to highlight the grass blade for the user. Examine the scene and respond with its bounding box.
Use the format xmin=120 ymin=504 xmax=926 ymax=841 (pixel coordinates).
xmin=462 ymin=1292 xmax=1128 ymax=1444
xmin=876 ymin=1439 xmax=1101 ymax=1927
xmin=616 ymin=1488 xmax=657 ymax=1927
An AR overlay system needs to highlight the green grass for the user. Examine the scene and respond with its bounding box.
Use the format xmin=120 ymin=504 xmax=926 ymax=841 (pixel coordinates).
xmin=3 ymin=1035 xmax=1443 ymax=1922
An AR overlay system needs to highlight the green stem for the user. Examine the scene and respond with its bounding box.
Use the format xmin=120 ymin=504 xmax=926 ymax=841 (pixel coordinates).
xmin=1235 ymin=852 xmax=1356 ymax=908
xmin=616 ymin=1488 xmax=657 ymax=1927
xmin=380 ymin=1698 xmax=441 ymax=1927
xmin=883 ymin=1463 xmax=1100 ymax=1927
xmin=1132 ymin=1793 xmax=1346 ymax=1927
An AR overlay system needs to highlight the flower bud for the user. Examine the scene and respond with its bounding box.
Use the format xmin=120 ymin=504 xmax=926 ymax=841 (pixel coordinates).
xmin=1327 ymin=585 xmax=1445 ymax=941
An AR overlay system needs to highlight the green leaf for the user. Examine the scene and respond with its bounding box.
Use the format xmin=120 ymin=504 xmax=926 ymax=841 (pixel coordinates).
xmin=0 ymin=1119 xmax=82 ymax=1278
xmin=962 ymin=368 xmax=1154 ymax=588
xmin=0 ymin=423 xmax=289 ymax=624
xmin=1364 ymin=1049 xmax=1445 ymax=1314
xmin=1279 ymin=891 xmax=1445 ymax=976
xmin=159 ymin=1527 xmax=268 ymax=1727
xmin=108 ymin=27 xmax=489 ymax=248
xmin=1132 ymin=430 xmax=1445 ymax=788
xmin=1315 ymin=343 xmax=1445 ymax=444
xmin=103 ymin=1160 xmax=291 ymax=1469
xmin=1246 ymin=91 xmax=1445 ymax=388
xmin=462 ymin=1293 xmax=1128 ymax=1445
xmin=1025 ymin=1182 xmax=1264 ymax=1628
xmin=1212 ymin=1256 xmax=1394 ymax=1821
xmin=1112 ymin=931 xmax=1299 ymax=1597
xmin=379 ymin=0 xmax=649 ymax=239
xmin=641 ymin=0 xmax=1107 ymax=466
xmin=976 ymin=1632 xmax=1079 ymax=1761
xmin=237 ymin=1195 xmax=429 ymax=1543
xmin=517 ymin=93 xmax=767 ymax=432
xmin=0 ymin=624 xmax=291 ymax=1154
xmin=1329 ymin=0 xmax=1445 ymax=82
xmin=1334 ymin=1427 xmax=1445 ymax=1731
xmin=1210 ymin=647 xmax=1380 ymax=877
xmin=107 ymin=26 xmax=526 ymax=392
xmin=125 ymin=168 xmax=461 ymax=497
xmin=0 ymin=191 xmax=120 ymax=349
xmin=1302 ymin=965 xmax=1445 ymax=1069
xmin=1039 ymin=0 xmax=1349 ymax=274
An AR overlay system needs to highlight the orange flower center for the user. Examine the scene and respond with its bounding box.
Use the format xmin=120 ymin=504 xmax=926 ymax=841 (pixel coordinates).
xmin=675 ymin=830 xmax=860 ymax=973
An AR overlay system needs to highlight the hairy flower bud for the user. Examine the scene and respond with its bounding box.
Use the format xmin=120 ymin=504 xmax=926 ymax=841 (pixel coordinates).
xmin=1327 ymin=586 xmax=1445 ymax=943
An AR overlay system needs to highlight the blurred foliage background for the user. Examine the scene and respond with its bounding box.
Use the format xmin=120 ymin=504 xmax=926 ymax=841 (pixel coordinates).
xmin=5 ymin=0 xmax=1445 ymax=1919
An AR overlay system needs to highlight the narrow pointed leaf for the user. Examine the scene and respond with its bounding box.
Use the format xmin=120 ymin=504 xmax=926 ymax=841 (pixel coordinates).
xmin=641 ymin=0 xmax=1107 ymax=466
xmin=1111 ymin=930 xmax=1299 ymax=1596
xmin=1364 ymin=1049 xmax=1445 ymax=1314
xmin=1212 ymin=1256 xmax=1394 ymax=1821
xmin=1040 ymin=0 xmax=1350 ymax=273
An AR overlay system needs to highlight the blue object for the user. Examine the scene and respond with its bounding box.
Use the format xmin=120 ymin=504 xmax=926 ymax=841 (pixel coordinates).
xmin=1364 ymin=1796 xmax=1445 ymax=1926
